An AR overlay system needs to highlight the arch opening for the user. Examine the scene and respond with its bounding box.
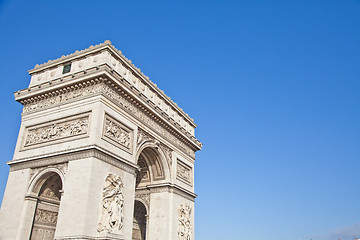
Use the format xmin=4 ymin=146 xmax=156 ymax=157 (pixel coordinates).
xmin=132 ymin=200 xmax=147 ymax=240
xmin=136 ymin=147 xmax=165 ymax=188
xmin=30 ymin=172 xmax=62 ymax=240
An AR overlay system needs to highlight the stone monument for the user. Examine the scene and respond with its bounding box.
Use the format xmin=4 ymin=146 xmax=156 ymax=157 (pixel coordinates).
xmin=0 ymin=41 xmax=202 ymax=240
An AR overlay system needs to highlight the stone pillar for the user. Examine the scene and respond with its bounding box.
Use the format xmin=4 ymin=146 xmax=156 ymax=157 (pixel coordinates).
xmin=55 ymin=156 xmax=137 ymax=240
xmin=16 ymin=196 xmax=38 ymax=240
xmin=0 ymin=169 xmax=31 ymax=239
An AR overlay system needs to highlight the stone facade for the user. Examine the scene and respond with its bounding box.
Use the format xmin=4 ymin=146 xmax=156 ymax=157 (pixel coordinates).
xmin=0 ymin=41 xmax=202 ymax=240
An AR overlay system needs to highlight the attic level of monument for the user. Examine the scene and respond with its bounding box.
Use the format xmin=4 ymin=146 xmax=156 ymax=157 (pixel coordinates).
xmin=14 ymin=40 xmax=202 ymax=157
xmin=23 ymin=40 xmax=196 ymax=128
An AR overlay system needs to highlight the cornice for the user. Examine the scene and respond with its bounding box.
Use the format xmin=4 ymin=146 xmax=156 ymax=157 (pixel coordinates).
xmin=136 ymin=183 xmax=197 ymax=201
xmin=27 ymin=40 xmax=197 ymax=128
xmin=8 ymin=145 xmax=139 ymax=175
xmin=15 ymin=66 xmax=202 ymax=152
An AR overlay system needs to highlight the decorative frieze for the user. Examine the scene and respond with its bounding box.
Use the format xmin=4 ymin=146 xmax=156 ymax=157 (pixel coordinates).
xmin=26 ymin=41 xmax=197 ymax=133
xmin=34 ymin=209 xmax=58 ymax=225
xmin=178 ymin=205 xmax=192 ymax=240
xmin=102 ymin=114 xmax=133 ymax=153
xmin=149 ymin=186 xmax=171 ymax=194
xmin=101 ymin=84 xmax=196 ymax=159
xmin=98 ymin=174 xmax=124 ymax=234
xmin=10 ymin=147 xmax=138 ymax=176
xmin=22 ymin=79 xmax=196 ymax=158
xmin=23 ymin=80 xmax=104 ymax=113
xmin=23 ymin=113 xmax=90 ymax=149
xmin=176 ymin=160 xmax=192 ymax=185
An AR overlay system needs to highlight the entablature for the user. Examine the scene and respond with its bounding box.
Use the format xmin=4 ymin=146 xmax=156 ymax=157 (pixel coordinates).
xmin=19 ymin=40 xmax=197 ymax=136
xmin=15 ymin=66 xmax=202 ymax=157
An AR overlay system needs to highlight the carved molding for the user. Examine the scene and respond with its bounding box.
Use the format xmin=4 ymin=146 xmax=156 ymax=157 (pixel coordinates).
xmin=98 ymin=173 xmax=124 ymax=234
xmin=23 ymin=113 xmax=90 ymax=149
xmin=178 ymin=205 xmax=192 ymax=240
xmin=176 ymin=160 xmax=192 ymax=185
xmin=173 ymin=188 xmax=196 ymax=202
xmin=136 ymin=128 xmax=154 ymax=148
xmin=100 ymin=83 xmax=196 ymax=159
xmin=159 ymin=143 xmax=173 ymax=168
xmin=135 ymin=190 xmax=150 ymax=207
xmin=54 ymin=236 xmax=123 ymax=240
xmin=136 ymin=183 xmax=196 ymax=201
xmin=22 ymin=80 xmax=197 ymax=158
xmin=10 ymin=147 xmax=137 ymax=176
xmin=29 ymin=162 xmax=68 ymax=180
xmin=23 ymin=80 xmax=104 ymax=113
xmin=102 ymin=114 xmax=133 ymax=153
xmin=149 ymin=185 xmax=171 ymax=194
xmin=137 ymin=127 xmax=173 ymax=169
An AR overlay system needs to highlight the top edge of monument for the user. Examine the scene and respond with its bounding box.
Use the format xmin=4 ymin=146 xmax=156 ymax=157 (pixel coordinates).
xmin=27 ymin=40 xmax=197 ymax=127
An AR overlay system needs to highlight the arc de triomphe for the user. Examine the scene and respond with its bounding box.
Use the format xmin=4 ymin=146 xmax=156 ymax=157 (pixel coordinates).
xmin=0 ymin=41 xmax=202 ymax=240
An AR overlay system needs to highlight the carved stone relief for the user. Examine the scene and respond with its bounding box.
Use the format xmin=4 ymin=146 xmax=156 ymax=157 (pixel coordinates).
xmin=29 ymin=162 xmax=68 ymax=180
xmin=102 ymin=114 xmax=133 ymax=153
xmin=38 ymin=174 xmax=63 ymax=201
xmin=23 ymin=81 xmax=103 ymax=113
xmin=178 ymin=205 xmax=192 ymax=240
xmin=176 ymin=160 xmax=192 ymax=185
xmin=136 ymin=128 xmax=154 ymax=148
xmin=98 ymin=173 xmax=124 ymax=234
xmin=34 ymin=209 xmax=58 ymax=225
xmin=159 ymin=143 xmax=173 ymax=168
xmin=22 ymin=80 xmax=196 ymax=158
xmin=136 ymin=156 xmax=150 ymax=186
xmin=23 ymin=113 xmax=90 ymax=148
xmin=135 ymin=191 xmax=150 ymax=207
xmin=101 ymin=84 xmax=196 ymax=159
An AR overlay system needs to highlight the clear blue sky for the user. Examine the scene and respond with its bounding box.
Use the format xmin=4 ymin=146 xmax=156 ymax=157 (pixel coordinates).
xmin=0 ymin=1 xmax=359 ymax=239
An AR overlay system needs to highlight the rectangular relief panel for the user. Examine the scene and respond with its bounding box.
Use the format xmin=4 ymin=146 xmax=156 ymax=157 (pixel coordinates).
xmin=22 ymin=112 xmax=91 ymax=150
xmin=176 ymin=159 xmax=192 ymax=186
xmin=102 ymin=113 xmax=133 ymax=154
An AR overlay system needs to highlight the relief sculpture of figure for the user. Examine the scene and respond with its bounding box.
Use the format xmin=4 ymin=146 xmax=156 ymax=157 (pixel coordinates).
xmin=178 ymin=205 xmax=192 ymax=240
xmin=104 ymin=118 xmax=131 ymax=149
xmin=98 ymin=173 xmax=124 ymax=234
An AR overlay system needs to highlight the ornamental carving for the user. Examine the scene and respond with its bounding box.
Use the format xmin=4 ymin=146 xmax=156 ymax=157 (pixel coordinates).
xmin=29 ymin=163 xmax=68 ymax=180
xmin=34 ymin=209 xmax=58 ymax=225
xmin=103 ymin=114 xmax=133 ymax=153
xmin=176 ymin=160 xmax=192 ymax=184
xmin=40 ymin=187 xmax=60 ymax=200
xmin=178 ymin=205 xmax=192 ymax=240
xmin=24 ymin=114 xmax=89 ymax=148
xmin=23 ymin=82 xmax=103 ymax=113
xmin=135 ymin=192 xmax=150 ymax=207
xmin=159 ymin=143 xmax=173 ymax=168
xmin=98 ymin=173 xmax=124 ymax=234
xmin=100 ymin=84 xmax=195 ymax=159
xmin=23 ymin=80 xmax=196 ymax=158
xmin=136 ymin=128 xmax=154 ymax=148
xmin=10 ymin=148 xmax=138 ymax=176
xmin=137 ymin=128 xmax=173 ymax=168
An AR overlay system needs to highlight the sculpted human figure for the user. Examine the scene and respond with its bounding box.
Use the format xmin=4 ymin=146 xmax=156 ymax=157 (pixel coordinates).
xmin=178 ymin=205 xmax=192 ymax=240
xmin=98 ymin=174 xmax=124 ymax=233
